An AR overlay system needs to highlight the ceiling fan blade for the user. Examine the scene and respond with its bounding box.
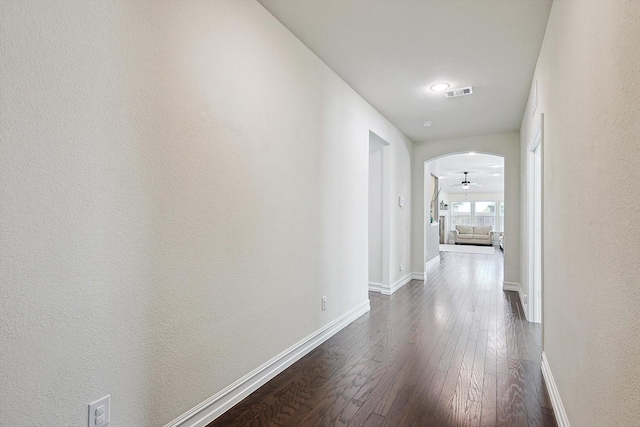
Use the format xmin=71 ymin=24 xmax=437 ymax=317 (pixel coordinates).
xmin=449 ymin=183 xmax=463 ymax=187
xmin=469 ymin=183 xmax=483 ymax=186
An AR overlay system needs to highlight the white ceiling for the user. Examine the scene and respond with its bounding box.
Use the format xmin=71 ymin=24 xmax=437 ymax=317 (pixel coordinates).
xmin=429 ymin=153 xmax=504 ymax=194
xmin=258 ymin=0 xmax=552 ymax=142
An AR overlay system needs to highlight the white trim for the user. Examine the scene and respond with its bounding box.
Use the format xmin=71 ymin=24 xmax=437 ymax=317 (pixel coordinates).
xmin=502 ymin=280 xmax=521 ymax=292
xmin=411 ymin=272 xmax=425 ymax=281
xmin=503 ymin=281 xmax=529 ymax=321
xmin=541 ymin=352 xmax=570 ymax=427
xmin=165 ymin=300 xmax=371 ymax=427
xmin=368 ymin=282 xmax=382 ymax=292
xmin=409 ymin=256 xmax=439 ymax=286
xmin=426 ymin=256 xmax=440 ymax=270
xmin=529 ymin=120 xmax=542 ymax=152
xmin=526 ymin=114 xmax=544 ymax=324
xmin=382 ymin=273 xmax=412 ymax=295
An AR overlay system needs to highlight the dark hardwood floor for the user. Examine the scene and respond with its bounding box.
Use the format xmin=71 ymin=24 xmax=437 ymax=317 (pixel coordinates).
xmin=207 ymin=250 xmax=557 ymax=427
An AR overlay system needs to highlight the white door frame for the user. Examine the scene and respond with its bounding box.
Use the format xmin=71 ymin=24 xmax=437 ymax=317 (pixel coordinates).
xmin=527 ymin=114 xmax=544 ymax=323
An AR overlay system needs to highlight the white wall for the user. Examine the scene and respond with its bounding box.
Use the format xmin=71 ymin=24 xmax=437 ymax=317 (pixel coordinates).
xmin=0 ymin=1 xmax=413 ymax=426
xmin=447 ymin=193 xmax=504 ymax=203
xmin=412 ymin=132 xmax=520 ymax=282
xmin=520 ymin=1 xmax=640 ymax=425
xmin=439 ymin=189 xmax=450 ymax=207
xmin=389 ymin=138 xmax=413 ymax=286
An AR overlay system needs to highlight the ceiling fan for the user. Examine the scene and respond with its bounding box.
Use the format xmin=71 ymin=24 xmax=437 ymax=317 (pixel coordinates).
xmin=450 ymin=172 xmax=482 ymax=190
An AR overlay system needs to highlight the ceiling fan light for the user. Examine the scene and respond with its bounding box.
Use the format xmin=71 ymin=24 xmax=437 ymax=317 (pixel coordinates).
xmin=462 ymin=184 xmax=470 ymax=190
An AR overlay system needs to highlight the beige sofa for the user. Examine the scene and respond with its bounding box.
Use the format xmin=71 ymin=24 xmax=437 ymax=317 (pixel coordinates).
xmin=452 ymin=225 xmax=494 ymax=246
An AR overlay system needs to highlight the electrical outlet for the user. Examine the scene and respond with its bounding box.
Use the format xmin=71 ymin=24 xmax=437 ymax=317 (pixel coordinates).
xmin=88 ymin=395 xmax=110 ymax=427
xmin=322 ymin=296 xmax=327 ymax=311
xmin=399 ymin=263 xmax=403 ymax=272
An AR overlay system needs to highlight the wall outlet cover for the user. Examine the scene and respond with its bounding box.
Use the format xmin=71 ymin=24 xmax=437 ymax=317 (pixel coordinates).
xmin=88 ymin=395 xmax=110 ymax=427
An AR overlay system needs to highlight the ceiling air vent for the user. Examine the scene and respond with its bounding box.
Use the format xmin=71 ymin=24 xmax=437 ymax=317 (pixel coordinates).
xmin=445 ymin=86 xmax=473 ymax=98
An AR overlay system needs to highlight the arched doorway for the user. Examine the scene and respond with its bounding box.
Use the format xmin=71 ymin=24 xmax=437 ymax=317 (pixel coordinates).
xmin=409 ymin=132 xmax=521 ymax=294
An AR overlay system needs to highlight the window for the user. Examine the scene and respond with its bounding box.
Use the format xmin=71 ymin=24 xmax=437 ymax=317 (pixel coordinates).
xmin=449 ymin=200 xmax=504 ymax=231
xmin=450 ymin=201 xmax=471 ymax=229
xmin=474 ymin=201 xmax=496 ymax=229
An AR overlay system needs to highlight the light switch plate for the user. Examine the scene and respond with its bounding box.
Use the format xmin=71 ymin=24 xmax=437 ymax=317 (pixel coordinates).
xmin=88 ymin=395 xmax=110 ymax=427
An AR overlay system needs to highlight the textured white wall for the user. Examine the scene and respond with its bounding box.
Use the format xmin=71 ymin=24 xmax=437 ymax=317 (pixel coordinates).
xmin=0 ymin=1 xmax=413 ymax=426
xmin=412 ymin=133 xmax=520 ymax=281
xmin=520 ymin=1 xmax=640 ymax=425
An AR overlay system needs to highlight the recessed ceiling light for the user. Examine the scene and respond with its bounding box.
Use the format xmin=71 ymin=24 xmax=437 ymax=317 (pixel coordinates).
xmin=423 ymin=121 xmax=433 ymax=127
xmin=430 ymin=83 xmax=450 ymax=92
xmin=468 ymin=151 xmax=476 ymax=155
xmin=489 ymin=164 xmax=502 ymax=168
xmin=439 ymin=175 xmax=446 ymax=179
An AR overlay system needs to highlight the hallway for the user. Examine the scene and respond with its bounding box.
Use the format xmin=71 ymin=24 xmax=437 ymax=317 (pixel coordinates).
xmin=208 ymin=251 xmax=557 ymax=426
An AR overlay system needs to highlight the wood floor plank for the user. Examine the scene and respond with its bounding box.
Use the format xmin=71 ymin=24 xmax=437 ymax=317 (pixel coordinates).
xmin=468 ymin=329 xmax=488 ymax=403
xmin=207 ymin=250 xmax=557 ymax=427
xmin=480 ymin=373 xmax=497 ymax=427
xmin=361 ymin=413 xmax=384 ymax=427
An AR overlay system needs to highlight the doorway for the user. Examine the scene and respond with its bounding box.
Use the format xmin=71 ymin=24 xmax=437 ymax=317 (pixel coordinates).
xmin=423 ymin=153 xmax=505 ymax=267
xmin=368 ymin=132 xmax=390 ymax=292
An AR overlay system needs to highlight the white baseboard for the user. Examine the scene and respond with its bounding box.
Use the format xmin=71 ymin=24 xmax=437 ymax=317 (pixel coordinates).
xmin=502 ymin=281 xmax=529 ymax=321
xmin=541 ymin=352 xmax=570 ymax=427
xmin=368 ymin=282 xmax=382 ymax=292
xmin=426 ymin=256 xmax=440 ymax=270
xmin=165 ymin=300 xmax=371 ymax=427
xmin=411 ymin=272 xmax=425 ymax=281
xmin=383 ymin=272 xmax=412 ymax=295
xmin=502 ymin=280 xmax=520 ymax=292
xmin=411 ymin=257 xmax=439 ymax=283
